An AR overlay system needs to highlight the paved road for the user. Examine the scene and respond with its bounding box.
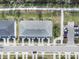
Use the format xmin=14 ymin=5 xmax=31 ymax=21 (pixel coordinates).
xmin=0 ymin=45 xmax=78 ymax=52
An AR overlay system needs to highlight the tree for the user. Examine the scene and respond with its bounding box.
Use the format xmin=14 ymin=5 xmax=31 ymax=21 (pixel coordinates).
xmin=37 ymin=10 xmax=43 ymax=20
xmin=53 ymin=24 xmax=60 ymax=38
xmin=2 ymin=11 xmax=6 ymax=19
xmin=16 ymin=10 xmax=21 ymax=18
xmin=38 ymin=11 xmax=42 ymax=20
xmin=71 ymin=0 xmax=79 ymax=2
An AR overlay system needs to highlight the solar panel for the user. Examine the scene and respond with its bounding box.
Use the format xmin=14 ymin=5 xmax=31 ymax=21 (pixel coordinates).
xmin=19 ymin=21 xmax=52 ymax=38
xmin=0 ymin=20 xmax=16 ymax=38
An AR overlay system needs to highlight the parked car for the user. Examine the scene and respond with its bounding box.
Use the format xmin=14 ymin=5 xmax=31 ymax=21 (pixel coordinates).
xmin=64 ymin=28 xmax=68 ymax=38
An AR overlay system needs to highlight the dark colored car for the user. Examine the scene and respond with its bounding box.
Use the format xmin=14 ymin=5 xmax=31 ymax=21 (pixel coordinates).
xmin=64 ymin=28 xmax=68 ymax=38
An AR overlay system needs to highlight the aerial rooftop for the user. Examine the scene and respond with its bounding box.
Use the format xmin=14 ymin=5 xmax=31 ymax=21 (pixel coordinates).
xmin=19 ymin=21 xmax=52 ymax=38
xmin=0 ymin=20 xmax=16 ymax=38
